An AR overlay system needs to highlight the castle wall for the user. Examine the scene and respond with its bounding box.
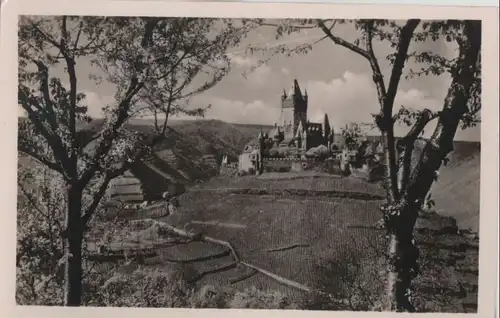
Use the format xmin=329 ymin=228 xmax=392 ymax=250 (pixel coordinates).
xmin=305 ymin=130 xmax=326 ymax=150
xmin=281 ymin=108 xmax=294 ymax=128
xmin=294 ymin=111 xmax=306 ymax=136
xmin=238 ymin=153 xmax=254 ymax=172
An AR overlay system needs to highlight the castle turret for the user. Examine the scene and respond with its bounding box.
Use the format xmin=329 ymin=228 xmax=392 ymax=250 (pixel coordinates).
xmin=257 ymin=129 xmax=265 ymax=175
xmin=322 ymin=114 xmax=330 ymax=138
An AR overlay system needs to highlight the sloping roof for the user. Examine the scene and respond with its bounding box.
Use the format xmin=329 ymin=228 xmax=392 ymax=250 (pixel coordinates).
xmin=243 ymin=138 xmax=259 ymax=153
xmin=107 ymin=170 xmax=144 ymax=204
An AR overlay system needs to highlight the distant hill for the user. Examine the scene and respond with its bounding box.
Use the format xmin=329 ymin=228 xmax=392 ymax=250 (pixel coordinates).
xmin=71 ymin=118 xmax=267 ymax=201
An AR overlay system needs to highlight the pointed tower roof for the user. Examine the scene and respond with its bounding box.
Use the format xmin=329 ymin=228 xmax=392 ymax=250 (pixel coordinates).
xmin=258 ymin=127 xmax=264 ymax=140
xmin=286 ymin=79 xmax=304 ymax=99
xmin=293 ymin=79 xmax=303 ymax=99
xmin=323 ymin=114 xmax=330 ymax=128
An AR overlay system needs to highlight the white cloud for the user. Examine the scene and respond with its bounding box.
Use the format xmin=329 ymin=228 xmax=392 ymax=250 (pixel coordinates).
xmin=244 ymin=64 xmax=273 ymax=87
xmin=281 ymin=67 xmax=291 ymax=75
xmin=201 ymin=97 xmax=281 ymax=125
xmin=186 ymin=71 xmax=450 ymax=138
xmin=304 ymin=71 xmax=445 ymax=138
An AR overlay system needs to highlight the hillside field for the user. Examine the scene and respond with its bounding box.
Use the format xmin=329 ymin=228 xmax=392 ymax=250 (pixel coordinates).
xmin=92 ymin=172 xmax=479 ymax=312
xmin=17 ymin=118 xmax=480 ymax=311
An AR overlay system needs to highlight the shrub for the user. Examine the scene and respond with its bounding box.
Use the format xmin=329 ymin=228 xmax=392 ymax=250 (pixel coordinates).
xmin=229 ymin=287 xmax=300 ymax=309
xmin=237 ymin=170 xmax=248 ymax=176
xmin=268 ymin=148 xmax=280 ymax=157
xmin=189 ymin=285 xmax=233 ymax=308
xmin=306 ymin=240 xmax=386 ymax=311
xmin=306 ymin=145 xmax=330 ymax=159
xmin=269 ymin=147 xmax=295 ymax=158
xmin=92 ymin=266 xmax=194 ymax=307
xmin=16 ymin=165 xmax=66 ymax=306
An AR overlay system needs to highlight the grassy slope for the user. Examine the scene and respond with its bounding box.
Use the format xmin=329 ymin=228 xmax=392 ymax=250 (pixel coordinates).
xmin=112 ymin=172 xmax=478 ymax=311
xmin=409 ymin=139 xmax=480 ymax=232
xmin=431 ymin=154 xmax=480 ymax=232
xmin=157 ymin=174 xmax=386 ymax=299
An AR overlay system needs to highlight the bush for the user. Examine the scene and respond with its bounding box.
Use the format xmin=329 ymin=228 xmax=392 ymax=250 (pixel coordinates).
xmin=16 ymin=165 xmax=66 ymax=306
xmin=229 ymin=287 xmax=300 ymax=309
xmin=305 ymin=238 xmax=386 ymax=311
xmin=237 ymin=170 xmax=248 ymax=176
xmin=91 ymin=266 xmax=194 ymax=307
xmin=269 ymin=147 xmax=293 ymax=158
xmin=306 ymin=145 xmax=330 ymax=159
xmin=268 ymin=148 xmax=280 ymax=157
xmin=83 ymin=263 xmax=303 ymax=309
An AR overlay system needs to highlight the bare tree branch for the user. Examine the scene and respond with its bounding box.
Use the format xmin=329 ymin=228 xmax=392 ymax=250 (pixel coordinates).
xmin=385 ymin=20 xmax=421 ymax=117
xmin=316 ymin=20 xmax=370 ymax=59
xmin=80 ymin=175 xmax=112 ymax=228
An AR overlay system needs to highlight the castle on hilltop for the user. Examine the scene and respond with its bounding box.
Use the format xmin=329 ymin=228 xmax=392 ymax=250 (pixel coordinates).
xmin=273 ymin=79 xmax=334 ymax=150
xmin=238 ymin=79 xmax=335 ymax=174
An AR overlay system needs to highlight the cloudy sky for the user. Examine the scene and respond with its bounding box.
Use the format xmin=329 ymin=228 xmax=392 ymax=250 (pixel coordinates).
xmin=26 ymin=18 xmax=480 ymax=141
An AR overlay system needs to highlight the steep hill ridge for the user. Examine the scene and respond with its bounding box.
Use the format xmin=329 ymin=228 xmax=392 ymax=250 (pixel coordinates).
xmin=431 ymin=154 xmax=480 ymax=232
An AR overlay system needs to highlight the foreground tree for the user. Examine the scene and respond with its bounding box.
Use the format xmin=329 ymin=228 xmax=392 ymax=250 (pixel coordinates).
xmin=253 ymin=19 xmax=481 ymax=311
xmin=18 ymin=16 xmax=247 ymax=306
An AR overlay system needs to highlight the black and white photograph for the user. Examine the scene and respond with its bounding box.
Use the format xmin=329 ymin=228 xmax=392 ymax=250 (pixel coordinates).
xmin=1 ymin=1 xmax=498 ymax=316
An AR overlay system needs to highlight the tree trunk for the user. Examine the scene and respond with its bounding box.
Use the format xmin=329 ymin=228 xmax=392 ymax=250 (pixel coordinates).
xmin=63 ymin=186 xmax=84 ymax=306
xmin=384 ymin=203 xmax=420 ymax=312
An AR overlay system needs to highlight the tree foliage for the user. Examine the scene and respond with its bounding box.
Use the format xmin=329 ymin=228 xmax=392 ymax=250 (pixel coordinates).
xmin=340 ymin=123 xmax=367 ymax=151
xmin=17 ymin=15 xmax=249 ymax=305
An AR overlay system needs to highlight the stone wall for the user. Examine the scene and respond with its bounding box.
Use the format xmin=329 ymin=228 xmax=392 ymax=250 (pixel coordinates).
xmin=238 ymin=153 xmax=254 ymax=172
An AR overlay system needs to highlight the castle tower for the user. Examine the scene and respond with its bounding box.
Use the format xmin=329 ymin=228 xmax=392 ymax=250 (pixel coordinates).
xmin=322 ymin=114 xmax=331 ymax=146
xmin=257 ymin=129 xmax=265 ymax=175
xmin=281 ymin=79 xmax=308 ymax=140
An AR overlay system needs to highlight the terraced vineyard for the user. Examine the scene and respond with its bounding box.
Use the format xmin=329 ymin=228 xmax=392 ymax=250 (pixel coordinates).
xmin=92 ymin=172 xmax=479 ymax=312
